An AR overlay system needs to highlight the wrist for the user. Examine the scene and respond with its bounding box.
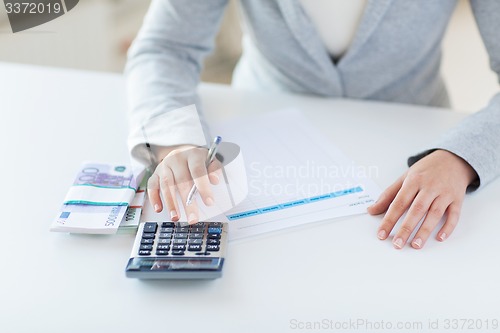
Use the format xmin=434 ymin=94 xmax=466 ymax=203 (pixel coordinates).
xmin=434 ymin=149 xmax=478 ymax=185
xmin=153 ymin=144 xmax=198 ymax=163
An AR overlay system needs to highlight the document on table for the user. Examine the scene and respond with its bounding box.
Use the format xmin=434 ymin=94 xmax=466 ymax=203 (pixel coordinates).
xmin=212 ymin=109 xmax=381 ymax=239
xmin=140 ymin=109 xmax=381 ymax=240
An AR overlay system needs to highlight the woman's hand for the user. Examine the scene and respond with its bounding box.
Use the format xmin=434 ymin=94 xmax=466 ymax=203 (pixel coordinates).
xmin=368 ymin=149 xmax=477 ymax=249
xmin=147 ymin=145 xmax=222 ymax=224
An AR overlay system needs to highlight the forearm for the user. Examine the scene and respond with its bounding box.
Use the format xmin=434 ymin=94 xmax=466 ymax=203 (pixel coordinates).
xmin=408 ymin=93 xmax=500 ymax=191
xmin=126 ymin=0 xmax=228 ymax=166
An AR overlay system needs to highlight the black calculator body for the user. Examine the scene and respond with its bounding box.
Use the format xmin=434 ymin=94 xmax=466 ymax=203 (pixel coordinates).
xmin=126 ymin=221 xmax=228 ymax=279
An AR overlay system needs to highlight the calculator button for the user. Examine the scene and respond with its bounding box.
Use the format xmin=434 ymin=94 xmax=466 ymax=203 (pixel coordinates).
xmin=171 ymin=250 xmax=185 ymax=256
xmin=162 ymin=222 xmax=175 ymax=228
xmin=188 ymin=239 xmax=203 ymax=245
xmin=157 ymin=244 xmax=170 ymax=250
xmin=208 ymin=222 xmax=223 ymax=227
xmin=208 ymin=227 xmax=222 ymax=234
xmin=141 ymin=238 xmax=154 ymax=244
xmin=208 ymin=233 xmax=221 ymax=239
xmin=141 ymin=233 xmax=155 ymax=239
xmin=207 ymin=239 xmax=220 ymax=245
xmin=172 ymin=244 xmax=186 ymax=251
xmin=140 ymin=244 xmax=153 ymax=251
xmin=188 ymin=244 xmax=202 ymax=252
xmin=158 ymin=239 xmax=171 ymax=244
xmin=174 ymin=233 xmax=188 ymax=239
xmin=206 ymin=245 xmax=220 ymax=251
xmin=155 ymin=250 xmax=169 ymax=255
xmin=189 ymin=227 xmax=205 ymax=233
xmin=160 ymin=227 xmax=174 ymax=233
xmin=173 ymin=239 xmax=187 ymax=245
xmin=189 ymin=233 xmax=204 ymax=239
xmin=191 ymin=222 xmax=206 ymax=227
xmin=175 ymin=227 xmax=189 ymax=233
xmin=138 ymin=250 xmax=151 ymax=256
xmin=159 ymin=233 xmax=172 ymax=239
xmin=143 ymin=222 xmax=158 ymax=233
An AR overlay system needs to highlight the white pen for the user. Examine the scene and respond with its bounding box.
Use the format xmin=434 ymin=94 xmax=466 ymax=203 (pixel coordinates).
xmin=186 ymin=136 xmax=222 ymax=205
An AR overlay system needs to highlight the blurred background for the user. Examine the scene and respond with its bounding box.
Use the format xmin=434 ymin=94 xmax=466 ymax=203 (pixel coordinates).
xmin=0 ymin=0 xmax=497 ymax=113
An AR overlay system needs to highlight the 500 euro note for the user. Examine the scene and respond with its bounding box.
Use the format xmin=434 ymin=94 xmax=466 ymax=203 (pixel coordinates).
xmin=51 ymin=162 xmax=141 ymax=234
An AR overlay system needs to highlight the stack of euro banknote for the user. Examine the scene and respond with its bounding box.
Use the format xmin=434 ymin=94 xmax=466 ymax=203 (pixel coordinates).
xmin=51 ymin=162 xmax=147 ymax=234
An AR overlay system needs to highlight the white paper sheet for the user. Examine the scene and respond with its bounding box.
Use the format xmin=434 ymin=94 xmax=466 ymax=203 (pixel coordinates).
xmin=141 ymin=109 xmax=381 ymax=240
xmin=210 ymin=109 xmax=381 ymax=240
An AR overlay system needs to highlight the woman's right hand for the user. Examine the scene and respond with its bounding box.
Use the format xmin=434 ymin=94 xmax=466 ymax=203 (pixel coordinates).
xmin=147 ymin=145 xmax=222 ymax=224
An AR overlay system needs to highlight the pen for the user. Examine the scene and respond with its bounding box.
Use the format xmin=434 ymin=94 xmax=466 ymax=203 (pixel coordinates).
xmin=186 ymin=136 xmax=222 ymax=205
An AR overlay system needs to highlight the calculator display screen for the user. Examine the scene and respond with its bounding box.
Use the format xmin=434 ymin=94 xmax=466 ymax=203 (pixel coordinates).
xmin=127 ymin=257 xmax=223 ymax=271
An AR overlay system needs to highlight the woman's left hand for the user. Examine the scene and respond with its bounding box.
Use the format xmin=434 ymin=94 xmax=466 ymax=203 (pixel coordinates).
xmin=367 ymin=149 xmax=478 ymax=249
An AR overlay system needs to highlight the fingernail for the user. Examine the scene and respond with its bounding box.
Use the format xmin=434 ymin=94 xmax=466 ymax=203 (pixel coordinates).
xmin=439 ymin=233 xmax=447 ymax=241
xmin=213 ymin=173 xmax=220 ymax=182
xmin=412 ymin=238 xmax=422 ymax=249
xmin=206 ymin=197 xmax=214 ymax=206
xmin=393 ymin=237 xmax=403 ymax=249
xmin=170 ymin=210 xmax=178 ymax=221
xmin=377 ymin=229 xmax=387 ymax=240
xmin=154 ymin=204 xmax=160 ymax=212
xmin=188 ymin=213 xmax=198 ymax=224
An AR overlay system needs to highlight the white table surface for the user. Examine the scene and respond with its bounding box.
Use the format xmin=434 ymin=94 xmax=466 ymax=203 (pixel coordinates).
xmin=1 ymin=63 xmax=499 ymax=333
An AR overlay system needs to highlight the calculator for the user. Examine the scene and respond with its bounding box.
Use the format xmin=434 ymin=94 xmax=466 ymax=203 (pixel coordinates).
xmin=125 ymin=221 xmax=228 ymax=279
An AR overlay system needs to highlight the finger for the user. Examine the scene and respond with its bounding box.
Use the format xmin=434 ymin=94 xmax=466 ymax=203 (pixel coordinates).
xmin=172 ymin=170 xmax=199 ymax=225
xmin=147 ymin=173 xmax=162 ymax=213
xmin=207 ymin=159 xmax=223 ymax=185
xmin=392 ymin=191 xmax=435 ymax=249
xmin=411 ymin=196 xmax=449 ymax=249
xmin=158 ymin=167 xmax=179 ymax=222
xmin=437 ymin=201 xmax=462 ymax=242
xmin=377 ymin=179 xmax=418 ymax=241
xmin=166 ymin=152 xmax=200 ymax=224
xmin=368 ymin=174 xmax=405 ymax=216
xmin=188 ymin=152 xmax=215 ymax=206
